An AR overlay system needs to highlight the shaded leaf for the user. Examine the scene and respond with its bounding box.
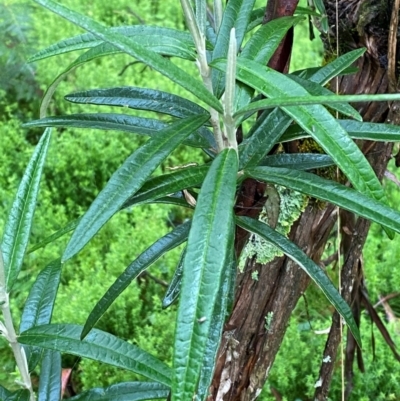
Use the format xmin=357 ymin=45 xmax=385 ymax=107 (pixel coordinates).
xmin=236 ymin=216 xmax=361 ymax=346
xmin=38 ymin=349 xmax=61 ymax=401
xmin=261 ymin=153 xmax=334 ymax=170
xmin=244 ymin=166 xmax=400 ymax=234
xmin=63 ymin=114 xmax=209 ymax=261
xmin=32 ymin=0 xmax=223 ymax=113
xmin=173 ymin=148 xmax=238 ymax=401
xmin=19 ymin=324 xmax=172 ymax=386
xmin=162 ymin=248 xmax=186 ymax=309
xmin=68 ymin=382 xmax=169 ymax=401
xmin=81 ymin=221 xmax=191 ymax=339
xmin=1 ymin=129 xmax=51 ymax=291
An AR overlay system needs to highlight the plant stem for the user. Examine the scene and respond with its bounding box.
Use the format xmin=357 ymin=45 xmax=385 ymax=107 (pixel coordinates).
xmin=0 ymin=249 xmax=34 ymax=401
xmin=180 ymin=0 xmax=224 ymax=151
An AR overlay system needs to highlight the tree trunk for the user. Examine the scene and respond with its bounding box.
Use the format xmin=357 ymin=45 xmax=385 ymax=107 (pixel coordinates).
xmin=209 ymin=0 xmax=397 ymax=400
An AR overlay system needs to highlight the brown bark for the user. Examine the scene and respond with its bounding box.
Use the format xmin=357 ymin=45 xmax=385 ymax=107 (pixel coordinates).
xmin=209 ymin=0 xmax=398 ymax=400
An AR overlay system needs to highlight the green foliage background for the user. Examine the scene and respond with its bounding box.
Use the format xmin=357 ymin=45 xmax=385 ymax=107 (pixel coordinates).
xmin=0 ymin=0 xmax=398 ymax=399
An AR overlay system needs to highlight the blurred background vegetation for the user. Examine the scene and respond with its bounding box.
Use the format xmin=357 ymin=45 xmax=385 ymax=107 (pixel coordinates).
xmin=0 ymin=0 xmax=398 ymax=400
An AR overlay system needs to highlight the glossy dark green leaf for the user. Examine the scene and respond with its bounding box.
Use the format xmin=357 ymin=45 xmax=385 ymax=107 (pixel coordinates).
xmin=288 ymin=74 xmax=362 ymax=120
xmin=197 ymin=237 xmax=235 ymax=401
xmin=63 ymin=114 xmax=209 ymax=262
xmin=213 ymin=58 xmax=387 ymax=205
xmin=1 ymin=129 xmax=51 ymax=292
xmin=0 ymin=385 xmax=11 ymax=400
xmin=24 ymin=113 xmax=213 ymax=149
xmin=281 ymin=120 xmax=400 ymax=143
xmin=244 ymin=167 xmax=400 ymax=234
xmin=32 ymin=0 xmax=223 ymax=113
xmin=173 ymin=148 xmax=238 ymax=401
xmin=235 ymin=92 xmax=400 ymax=116
xmin=123 ymin=165 xmax=209 ymax=209
xmin=309 ymin=48 xmax=365 ymax=85
xmin=238 ymin=108 xmax=292 ymax=169
xmin=212 ymin=0 xmax=256 ymax=98
xmin=38 ymin=349 xmax=61 ymax=401
xmin=68 ymin=382 xmax=170 ymax=401
xmin=236 ymin=216 xmax=361 ymax=346
xmin=65 ymin=87 xmax=209 ymax=120
xmin=81 ymin=221 xmax=191 ymax=339
xmin=29 ymin=26 xmax=196 ymax=62
xmin=236 ymin=17 xmax=302 ymax=114
xmin=20 ymin=259 xmax=62 ymax=371
xmin=3 ymin=390 xmax=31 ymax=401
xmin=28 ymin=219 xmax=79 ymax=253
xmin=19 ymin=324 xmax=172 ymax=386
xmin=162 ymin=248 xmax=186 ymax=309
xmin=261 ymin=153 xmax=334 ymax=170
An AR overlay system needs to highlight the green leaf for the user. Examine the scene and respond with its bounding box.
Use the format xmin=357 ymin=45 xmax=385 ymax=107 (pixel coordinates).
xmin=65 ymin=87 xmax=209 ymax=120
xmin=38 ymin=350 xmax=61 ymax=401
xmin=236 ymin=216 xmax=361 ymax=346
xmin=28 ymin=219 xmax=79 ymax=253
xmin=19 ymin=324 xmax=172 ymax=386
xmin=281 ymin=120 xmax=400 ymax=143
xmin=173 ymin=148 xmax=238 ymax=401
xmin=32 ymin=0 xmax=223 ymax=113
xmin=162 ymin=248 xmax=185 ymax=309
xmin=63 ymin=114 xmax=209 ymax=261
xmin=29 ymin=26 xmax=196 ymax=62
xmin=235 ymin=17 xmax=302 ymax=114
xmin=3 ymin=390 xmax=31 ymax=401
xmin=213 ymin=58 xmax=387 ymax=205
xmin=0 ymin=385 xmax=12 ymax=400
xmin=235 ymin=92 xmax=400 ymax=116
xmin=68 ymin=382 xmax=170 ymax=401
xmin=288 ymin=74 xmax=362 ymax=120
xmin=244 ymin=166 xmax=400 ymax=234
xmin=212 ymin=0 xmax=256 ymax=98
xmin=1 ymin=128 xmax=51 ymax=292
xmin=123 ymin=165 xmax=209 ymax=209
xmin=197 ymin=240 xmax=235 ymax=401
xmin=81 ymin=221 xmax=191 ymax=339
xmin=238 ymin=108 xmax=292 ymax=169
xmin=261 ymin=153 xmax=334 ymax=170
xmin=20 ymin=259 xmax=62 ymax=371
xmin=309 ymin=48 xmax=365 ymax=85
xmin=24 ymin=113 xmax=214 ymax=149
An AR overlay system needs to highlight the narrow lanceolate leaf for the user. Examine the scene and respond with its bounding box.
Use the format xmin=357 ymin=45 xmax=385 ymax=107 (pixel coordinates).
xmin=238 ymin=108 xmax=292 ymax=169
xmin=123 ymin=165 xmax=209 ymax=209
xmin=68 ymin=382 xmax=169 ymax=401
xmin=173 ymin=148 xmax=238 ymax=401
xmin=236 ymin=216 xmax=362 ymax=347
xmin=261 ymin=153 xmax=334 ymax=170
xmin=309 ymin=48 xmax=366 ymax=85
xmin=197 ymin=240 xmax=235 ymax=401
xmin=19 ymin=324 xmax=172 ymax=386
xmin=20 ymin=259 xmax=62 ymax=371
xmin=32 ymin=0 xmax=223 ymax=113
xmin=63 ymin=114 xmax=209 ymax=262
xmin=162 ymin=248 xmax=186 ymax=309
xmin=281 ymin=120 xmax=400 ymax=143
xmin=65 ymin=87 xmax=209 ymax=120
xmin=1 ymin=128 xmax=51 ymax=292
xmin=244 ymin=167 xmax=400 ymax=234
xmin=38 ymin=349 xmax=61 ymax=401
xmin=3 ymin=389 xmax=31 ymax=401
xmin=28 ymin=26 xmax=196 ymax=62
xmin=24 ymin=114 xmax=214 ymax=149
xmin=212 ymin=0 xmax=256 ymax=98
xmin=213 ymin=58 xmax=387 ymax=205
xmin=81 ymin=221 xmax=191 ymax=340
xmin=0 ymin=385 xmax=12 ymax=400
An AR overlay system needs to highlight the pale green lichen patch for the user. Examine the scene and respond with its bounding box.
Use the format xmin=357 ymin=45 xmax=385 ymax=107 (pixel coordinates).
xmin=239 ymin=186 xmax=308 ymax=271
